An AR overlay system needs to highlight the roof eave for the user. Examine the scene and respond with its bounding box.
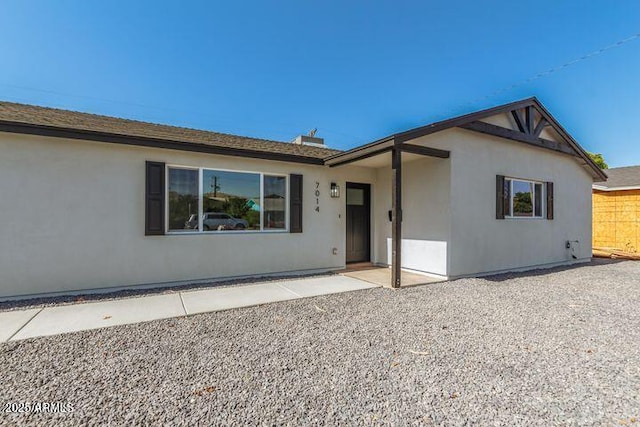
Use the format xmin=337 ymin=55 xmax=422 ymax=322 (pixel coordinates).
xmin=323 ymin=136 xmax=395 ymax=166
xmin=323 ymin=98 xmax=538 ymax=165
xmin=0 ymin=120 xmax=326 ymax=165
xmin=593 ymin=184 xmax=640 ymax=192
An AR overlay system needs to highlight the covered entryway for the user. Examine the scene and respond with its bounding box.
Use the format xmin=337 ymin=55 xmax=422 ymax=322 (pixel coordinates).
xmin=326 ymin=139 xmax=451 ymax=288
xmin=346 ymin=182 xmax=371 ymax=263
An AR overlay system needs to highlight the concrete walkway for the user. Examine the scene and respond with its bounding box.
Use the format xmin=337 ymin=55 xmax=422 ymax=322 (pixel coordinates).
xmin=0 ymin=275 xmax=378 ymax=342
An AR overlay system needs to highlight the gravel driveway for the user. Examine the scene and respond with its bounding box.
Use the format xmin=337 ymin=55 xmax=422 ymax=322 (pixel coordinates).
xmin=1 ymin=259 xmax=639 ymax=426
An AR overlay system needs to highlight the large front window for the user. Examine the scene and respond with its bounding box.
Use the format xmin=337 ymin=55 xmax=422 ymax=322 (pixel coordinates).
xmin=167 ymin=166 xmax=287 ymax=233
xmin=203 ymin=169 xmax=260 ymax=231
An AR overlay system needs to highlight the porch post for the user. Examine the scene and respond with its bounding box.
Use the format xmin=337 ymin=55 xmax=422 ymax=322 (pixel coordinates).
xmin=391 ymin=145 xmax=402 ymax=288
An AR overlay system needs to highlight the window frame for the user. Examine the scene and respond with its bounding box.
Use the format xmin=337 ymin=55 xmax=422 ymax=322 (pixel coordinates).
xmin=504 ymin=177 xmax=545 ymax=220
xmin=165 ymin=165 xmax=200 ymax=233
xmin=165 ymin=164 xmax=289 ymax=234
xmin=262 ymin=174 xmax=289 ymax=231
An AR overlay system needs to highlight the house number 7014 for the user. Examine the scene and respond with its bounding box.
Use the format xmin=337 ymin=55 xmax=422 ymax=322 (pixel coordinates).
xmin=315 ymin=181 xmax=320 ymax=212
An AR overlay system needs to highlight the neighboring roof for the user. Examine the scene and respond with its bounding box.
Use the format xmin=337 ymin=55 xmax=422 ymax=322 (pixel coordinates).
xmin=593 ymin=166 xmax=640 ymax=191
xmin=325 ymin=97 xmax=607 ymax=181
xmin=0 ymin=101 xmax=340 ymax=164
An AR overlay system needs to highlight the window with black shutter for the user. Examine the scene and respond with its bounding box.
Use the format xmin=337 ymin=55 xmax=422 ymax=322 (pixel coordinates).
xmin=497 ymin=175 xmax=547 ymax=219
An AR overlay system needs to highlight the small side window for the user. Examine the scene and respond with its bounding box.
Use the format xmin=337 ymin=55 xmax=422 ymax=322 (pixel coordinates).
xmin=502 ymin=177 xmax=545 ymax=219
xmin=512 ymin=180 xmax=534 ymax=217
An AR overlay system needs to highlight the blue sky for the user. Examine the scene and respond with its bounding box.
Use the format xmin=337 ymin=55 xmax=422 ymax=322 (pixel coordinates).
xmin=1 ymin=1 xmax=639 ymax=167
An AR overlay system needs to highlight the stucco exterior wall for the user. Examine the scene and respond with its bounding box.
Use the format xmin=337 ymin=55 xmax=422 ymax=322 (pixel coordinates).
xmin=0 ymin=133 xmax=376 ymax=298
xmin=0 ymin=117 xmax=596 ymax=297
xmin=592 ymin=189 xmax=640 ymax=252
xmin=372 ymin=157 xmax=451 ymax=276
xmin=407 ymin=128 xmax=593 ymax=277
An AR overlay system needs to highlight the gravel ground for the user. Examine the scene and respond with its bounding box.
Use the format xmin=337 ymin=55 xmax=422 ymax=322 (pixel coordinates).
xmin=1 ymin=259 xmax=639 ymax=426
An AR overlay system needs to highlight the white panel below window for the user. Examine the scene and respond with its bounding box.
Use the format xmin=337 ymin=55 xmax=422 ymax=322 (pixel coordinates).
xmin=386 ymin=238 xmax=447 ymax=276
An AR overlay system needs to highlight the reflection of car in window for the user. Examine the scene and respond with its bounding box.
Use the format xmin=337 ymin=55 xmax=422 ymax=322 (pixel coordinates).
xmin=184 ymin=213 xmax=249 ymax=231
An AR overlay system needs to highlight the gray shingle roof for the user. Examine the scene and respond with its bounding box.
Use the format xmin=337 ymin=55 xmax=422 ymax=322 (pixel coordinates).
xmin=594 ymin=166 xmax=640 ymax=189
xmin=0 ymin=101 xmax=341 ymax=160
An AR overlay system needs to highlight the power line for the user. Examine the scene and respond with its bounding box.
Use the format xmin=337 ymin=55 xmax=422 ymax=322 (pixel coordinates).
xmin=464 ymin=32 xmax=640 ymax=108
xmin=1 ymin=32 xmax=639 ymax=148
xmin=0 ymin=83 xmax=176 ymax=114
xmin=0 ymin=83 xmax=365 ymax=144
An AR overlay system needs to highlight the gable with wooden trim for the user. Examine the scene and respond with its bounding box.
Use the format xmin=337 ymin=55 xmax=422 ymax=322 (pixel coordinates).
xmin=326 ymin=97 xmax=607 ymax=183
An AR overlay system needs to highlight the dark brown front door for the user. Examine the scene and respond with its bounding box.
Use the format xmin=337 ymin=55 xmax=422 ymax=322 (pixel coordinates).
xmin=346 ymin=182 xmax=371 ymax=263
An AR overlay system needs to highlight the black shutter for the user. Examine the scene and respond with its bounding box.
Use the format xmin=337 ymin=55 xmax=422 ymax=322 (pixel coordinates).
xmin=496 ymin=175 xmax=505 ymax=219
xmin=145 ymin=161 xmax=165 ymax=235
xmin=290 ymin=174 xmax=303 ymax=233
xmin=546 ymin=181 xmax=554 ymax=220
